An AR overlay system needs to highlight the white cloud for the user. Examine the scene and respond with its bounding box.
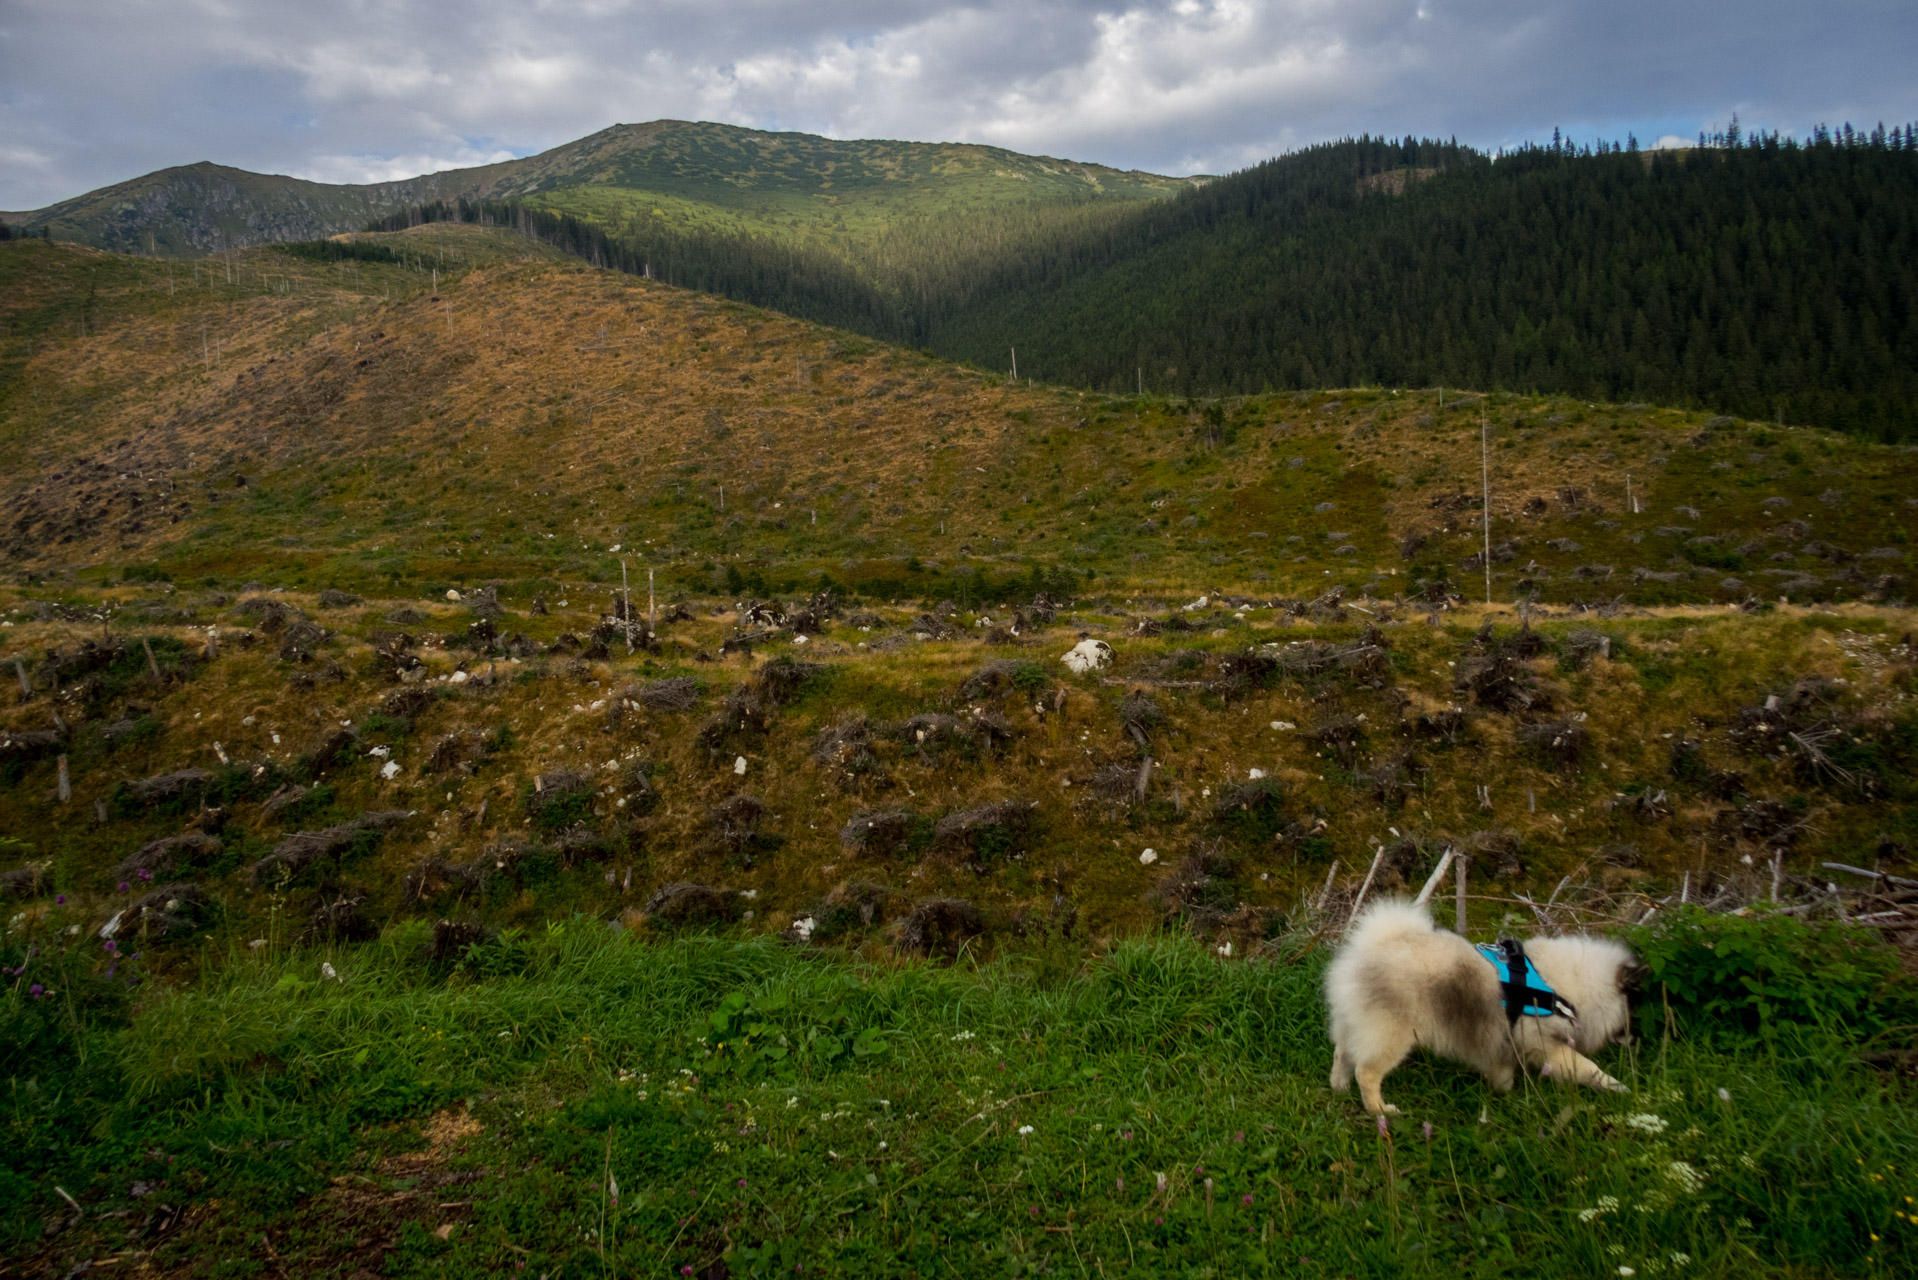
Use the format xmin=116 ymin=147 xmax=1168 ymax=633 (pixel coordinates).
xmin=294 ymin=146 xmax=522 ymax=186
xmin=2 ymin=1 xmax=1912 ymax=209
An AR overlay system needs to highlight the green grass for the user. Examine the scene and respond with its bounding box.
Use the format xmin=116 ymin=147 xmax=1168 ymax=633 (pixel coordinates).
xmin=5 ymin=921 xmax=1915 ymax=1277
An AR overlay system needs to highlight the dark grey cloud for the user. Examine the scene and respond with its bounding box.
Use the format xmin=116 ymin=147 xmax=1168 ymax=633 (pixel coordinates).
xmin=3 ymin=1 xmax=1913 ymax=210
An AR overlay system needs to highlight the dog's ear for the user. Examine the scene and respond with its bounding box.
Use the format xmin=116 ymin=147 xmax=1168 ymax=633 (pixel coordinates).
xmin=1616 ymin=960 xmax=1651 ymax=996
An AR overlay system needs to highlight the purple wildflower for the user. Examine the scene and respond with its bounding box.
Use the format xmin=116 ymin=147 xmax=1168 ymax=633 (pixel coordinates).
xmin=1377 ymin=1114 xmax=1389 ymax=1136
xmin=1242 ymin=1194 xmax=1254 ymax=1206
xmin=118 ymin=881 xmax=129 ymax=894
xmin=55 ymin=894 xmax=65 ymax=905
xmin=103 ymin=940 xmax=117 ymax=953
xmin=1422 ymin=1121 xmax=1433 ymax=1142
xmin=29 ymin=984 xmax=43 ymax=997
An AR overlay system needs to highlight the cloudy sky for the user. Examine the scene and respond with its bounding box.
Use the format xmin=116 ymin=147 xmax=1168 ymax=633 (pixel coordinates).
xmin=3 ymin=0 xmax=1913 ymax=210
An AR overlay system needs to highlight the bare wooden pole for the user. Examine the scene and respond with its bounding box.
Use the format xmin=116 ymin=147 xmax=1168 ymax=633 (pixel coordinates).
xmin=1414 ymin=848 xmax=1456 ymax=907
xmin=14 ymin=658 xmax=29 ymax=699
xmin=1480 ymin=407 xmax=1493 ymax=605
xmin=620 ymin=560 xmax=633 ymax=654
xmin=56 ymin=754 xmax=70 ymax=803
xmin=142 ymin=636 xmax=162 ymax=682
xmin=1349 ymin=844 xmax=1388 ymax=922
xmin=1455 ymin=853 xmax=1470 ymax=934
xmin=1316 ymin=859 xmax=1341 ymax=910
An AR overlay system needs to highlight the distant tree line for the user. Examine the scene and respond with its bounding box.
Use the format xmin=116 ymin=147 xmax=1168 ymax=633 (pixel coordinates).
xmin=376 ymin=123 xmax=1918 ymax=439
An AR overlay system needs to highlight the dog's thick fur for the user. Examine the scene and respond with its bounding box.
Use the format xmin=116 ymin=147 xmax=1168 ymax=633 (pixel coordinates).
xmin=1325 ymin=899 xmax=1641 ymax=1114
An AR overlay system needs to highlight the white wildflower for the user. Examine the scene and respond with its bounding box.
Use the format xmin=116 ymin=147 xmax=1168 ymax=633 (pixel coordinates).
xmin=1665 ymin=1162 xmax=1707 ymax=1195
xmin=1669 ymin=1253 xmax=1691 ymax=1267
xmin=1018 ymin=1125 xmax=1034 ymax=1136
xmin=1626 ymin=1113 xmax=1668 ymax=1135
xmin=951 ymin=1030 xmax=976 ymax=1041
xmin=793 ymin=916 xmax=816 ymax=941
xmin=320 ymin=962 xmax=339 ymax=982
xmin=1717 ymin=1088 xmax=1731 ymax=1103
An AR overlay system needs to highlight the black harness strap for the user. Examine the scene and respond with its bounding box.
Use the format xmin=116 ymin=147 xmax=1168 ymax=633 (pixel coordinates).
xmin=1494 ymin=938 xmax=1579 ymax=1026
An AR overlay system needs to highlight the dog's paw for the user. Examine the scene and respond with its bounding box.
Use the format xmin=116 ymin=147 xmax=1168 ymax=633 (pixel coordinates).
xmin=1378 ymin=1104 xmax=1401 ymax=1115
xmin=1604 ymin=1081 xmax=1630 ymax=1093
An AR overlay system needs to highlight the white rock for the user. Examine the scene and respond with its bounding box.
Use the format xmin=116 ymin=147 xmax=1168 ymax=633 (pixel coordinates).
xmin=793 ymin=634 xmax=808 ymax=644
xmin=446 ymin=589 xmax=462 ymax=601
xmin=734 ymin=755 xmax=748 ymax=776
xmin=1139 ymin=848 xmax=1158 ymax=865
xmin=99 ymin=910 xmax=124 ymax=939
xmin=449 ymin=670 xmax=469 ymax=684
xmin=1062 ymin=639 xmax=1113 ymax=673
xmin=380 ymin=759 xmax=401 ymax=780
xmin=367 ymin=745 xmax=391 ymax=758
xmin=1248 ymin=768 xmax=1266 ymax=779
xmin=793 ymin=916 xmax=816 ymax=941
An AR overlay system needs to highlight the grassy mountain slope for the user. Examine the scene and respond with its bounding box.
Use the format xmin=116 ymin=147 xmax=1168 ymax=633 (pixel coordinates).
xmin=7 ymin=120 xmax=1192 ymax=257
xmin=3 ymin=228 xmax=1918 ymax=1278
xmin=4 ymin=228 xmax=1915 ymax=607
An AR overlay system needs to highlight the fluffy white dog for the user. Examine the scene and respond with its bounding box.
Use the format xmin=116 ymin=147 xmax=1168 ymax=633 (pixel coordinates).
xmin=1325 ymin=899 xmax=1644 ymax=1114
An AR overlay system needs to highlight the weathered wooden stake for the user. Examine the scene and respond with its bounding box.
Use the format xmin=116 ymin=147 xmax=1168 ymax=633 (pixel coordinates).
xmin=56 ymin=754 xmax=70 ymax=803
xmin=1316 ymin=859 xmax=1341 ymax=911
xmin=95 ymin=799 xmax=107 ymax=824
xmin=1133 ymin=756 xmax=1153 ymax=803
xmin=1349 ymin=844 xmax=1387 ymax=922
xmin=621 ymin=560 xmax=633 ymax=654
xmin=1414 ymin=848 xmax=1455 ymax=907
xmin=14 ymin=658 xmax=29 ymax=699
xmin=1455 ymin=853 xmax=1470 ymax=935
xmin=143 ymin=636 xmax=162 ymax=682
xmin=205 ymin=628 xmax=218 ymax=659
xmin=1480 ymin=407 xmax=1493 ymax=604
xmin=648 ymin=568 xmax=656 ymax=636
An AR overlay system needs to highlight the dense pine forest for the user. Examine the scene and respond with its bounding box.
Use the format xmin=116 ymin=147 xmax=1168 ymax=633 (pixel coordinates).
xmin=386 ymin=127 xmax=1918 ymax=440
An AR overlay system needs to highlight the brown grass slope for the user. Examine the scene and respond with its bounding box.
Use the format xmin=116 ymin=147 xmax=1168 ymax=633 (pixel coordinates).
xmin=1 ymin=226 xmax=1916 ymax=970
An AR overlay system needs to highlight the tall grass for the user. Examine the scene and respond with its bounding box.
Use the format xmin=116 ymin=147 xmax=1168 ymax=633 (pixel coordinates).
xmin=8 ymin=926 xmax=1913 ymax=1276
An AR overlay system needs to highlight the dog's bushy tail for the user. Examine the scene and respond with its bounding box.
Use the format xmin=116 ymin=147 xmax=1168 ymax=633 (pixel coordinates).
xmin=1342 ymin=898 xmax=1436 ymax=949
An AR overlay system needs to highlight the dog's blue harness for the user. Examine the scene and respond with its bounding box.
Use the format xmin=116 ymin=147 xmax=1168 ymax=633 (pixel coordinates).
xmin=1477 ymin=939 xmax=1579 ymax=1025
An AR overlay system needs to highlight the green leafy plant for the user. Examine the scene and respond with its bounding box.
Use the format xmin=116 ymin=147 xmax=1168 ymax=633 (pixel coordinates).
xmin=1627 ymin=906 xmax=1916 ymax=1043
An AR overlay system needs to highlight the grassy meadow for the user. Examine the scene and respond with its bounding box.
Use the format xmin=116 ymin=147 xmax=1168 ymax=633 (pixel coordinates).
xmin=7 ymin=922 xmax=1918 ymax=1278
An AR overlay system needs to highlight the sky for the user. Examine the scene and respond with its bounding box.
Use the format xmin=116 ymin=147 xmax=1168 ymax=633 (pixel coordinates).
xmin=3 ymin=0 xmax=1914 ymax=210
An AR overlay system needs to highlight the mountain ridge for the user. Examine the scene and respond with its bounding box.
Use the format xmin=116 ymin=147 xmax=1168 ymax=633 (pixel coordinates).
xmin=6 ymin=120 xmax=1196 ymax=256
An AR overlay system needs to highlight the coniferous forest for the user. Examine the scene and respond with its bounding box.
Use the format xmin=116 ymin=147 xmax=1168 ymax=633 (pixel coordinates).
xmin=387 ymin=126 xmax=1918 ymax=440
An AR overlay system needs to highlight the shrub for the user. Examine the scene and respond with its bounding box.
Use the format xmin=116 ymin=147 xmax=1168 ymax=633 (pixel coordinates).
xmin=1626 ymin=906 xmax=1917 ymax=1044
